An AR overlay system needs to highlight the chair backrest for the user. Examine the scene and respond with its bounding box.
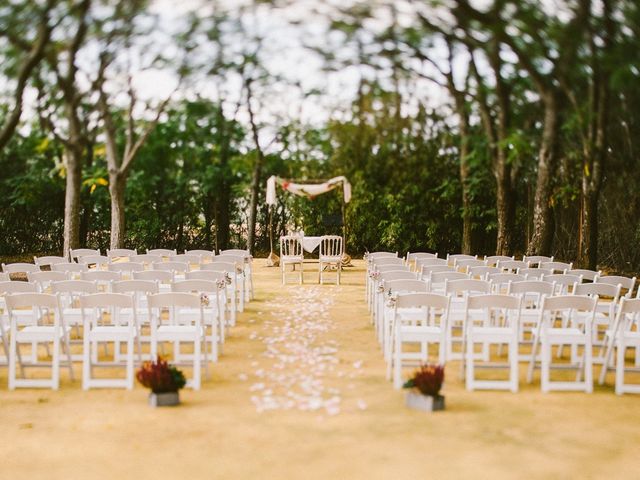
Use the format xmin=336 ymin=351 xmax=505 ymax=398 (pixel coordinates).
xmin=523 ymin=255 xmax=554 ymax=266
xmin=108 ymin=262 xmax=144 ymax=273
xmin=5 ymin=292 xmax=60 ymax=310
xmin=186 ymin=250 xmax=216 ymax=262
xmin=383 ymin=279 xmax=428 ymax=295
xmin=186 ymin=270 xmax=226 ymax=282
xmin=133 ymin=270 xmax=174 ymax=283
xmin=78 ymin=255 xmax=110 ymax=268
xmin=148 ymin=292 xmax=201 ymax=309
xmin=569 ymin=269 xmax=601 ymax=282
xmin=107 ymin=248 xmax=137 ymax=260
xmin=0 ymin=281 xmax=39 ymax=294
xmin=484 ymin=255 xmax=514 ymax=267
xmin=379 ymin=271 xmax=418 ymax=282
xmin=540 ymin=261 xmax=573 ymax=273
xmin=466 ymin=293 xmax=521 ymax=311
xmin=27 ymin=271 xmax=69 ymax=285
xmin=131 ymin=254 xmax=163 ymax=266
xmin=445 ymin=278 xmax=491 ymax=296
xmin=146 ymin=248 xmax=177 ymax=257
xmin=214 ymin=255 xmax=244 ymax=269
xmin=420 ymin=265 xmax=455 ymax=279
xmin=406 ymin=252 xmax=438 ymax=263
xmin=219 ymin=249 xmax=249 ymax=258
xmin=395 ymin=292 xmax=450 ymax=310
xmin=428 ymin=271 xmax=468 ymax=292
xmin=34 ymin=256 xmax=67 ymax=267
xmin=517 ymin=267 xmax=553 ymax=280
xmin=80 ymin=292 xmax=134 ymax=309
xmin=51 ymin=279 xmax=98 ymax=295
xmin=542 ymin=273 xmax=582 ymax=293
xmin=619 ymin=297 xmax=640 ymax=315
xmin=497 ymin=260 xmax=530 ymax=272
xmin=111 ymin=279 xmax=159 ymax=294
xmin=69 ymin=248 xmax=101 ymax=262
xmin=376 ymin=264 xmax=410 ymax=273
xmin=152 ymin=261 xmax=189 ymax=273
xmin=468 ymin=266 xmax=501 ymax=279
xmin=455 ymin=259 xmax=487 ymax=270
xmin=373 ymin=257 xmax=405 ymax=268
xmin=81 ymin=270 xmax=122 ymax=283
xmin=574 ymin=282 xmax=620 ymax=299
xmin=446 ymin=253 xmax=477 ymax=266
xmin=0 ymin=272 xmax=8 ymax=281
xmin=595 ymin=275 xmax=636 ymax=296
xmin=489 ymin=272 xmax=526 ymax=284
xmin=319 ymin=235 xmax=343 ymax=258
xmin=170 ymin=254 xmax=202 ymax=265
xmin=201 ymin=262 xmax=235 ymax=274
xmin=508 ymin=280 xmax=556 ymax=296
xmin=280 ymin=235 xmax=303 ymax=258
xmin=416 ymin=258 xmax=448 ymax=269
xmin=52 ymin=262 xmax=88 ymax=274
xmin=171 ymin=279 xmax=218 ymax=294
xmin=542 ymin=294 xmax=597 ymax=314
xmin=2 ymin=262 xmax=39 ymax=274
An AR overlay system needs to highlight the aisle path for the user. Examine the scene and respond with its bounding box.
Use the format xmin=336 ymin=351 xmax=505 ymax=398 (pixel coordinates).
xmin=240 ymin=266 xmax=372 ymax=415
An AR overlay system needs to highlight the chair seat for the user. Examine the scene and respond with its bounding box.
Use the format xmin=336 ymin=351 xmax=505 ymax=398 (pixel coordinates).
xmin=89 ymin=325 xmax=136 ymax=340
xmin=541 ymin=328 xmax=587 ymax=343
xmin=319 ymin=256 xmax=341 ymax=263
xmin=399 ymin=325 xmax=442 ymax=338
xmin=281 ymin=256 xmax=303 ymax=263
xmin=156 ymin=325 xmax=203 ymax=341
xmin=469 ymin=326 xmax=515 ymax=339
xmin=15 ymin=326 xmax=65 ymax=342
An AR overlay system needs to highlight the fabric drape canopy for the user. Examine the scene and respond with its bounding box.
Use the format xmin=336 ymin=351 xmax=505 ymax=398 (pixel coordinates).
xmin=266 ymin=175 xmax=352 ymax=205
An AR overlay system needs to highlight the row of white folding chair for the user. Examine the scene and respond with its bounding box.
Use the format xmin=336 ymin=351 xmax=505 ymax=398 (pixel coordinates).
xmin=365 ymin=252 xmax=400 ymax=307
xmin=388 ymin=290 xmax=602 ymax=393
xmin=3 ymin=291 xmax=208 ymax=390
xmin=1 ymin=277 xmax=226 ymax=351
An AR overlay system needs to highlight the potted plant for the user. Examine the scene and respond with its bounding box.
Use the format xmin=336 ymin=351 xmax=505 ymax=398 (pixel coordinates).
xmin=136 ymin=357 xmax=186 ymax=407
xmin=403 ymin=364 xmax=445 ymax=412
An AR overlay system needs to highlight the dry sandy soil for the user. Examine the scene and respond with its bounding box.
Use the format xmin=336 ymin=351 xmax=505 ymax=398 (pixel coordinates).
xmin=0 ymin=259 xmax=638 ymax=480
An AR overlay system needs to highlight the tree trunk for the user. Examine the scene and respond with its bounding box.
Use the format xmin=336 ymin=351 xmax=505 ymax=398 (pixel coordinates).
xmin=63 ymin=149 xmax=82 ymax=256
xmin=527 ymin=92 xmax=560 ymax=255
xmin=109 ymin=173 xmax=126 ymax=249
xmin=495 ymin=155 xmax=515 ymax=255
xmin=245 ymin=79 xmax=264 ymax=254
xmin=459 ymin=115 xmax=473 ymax=255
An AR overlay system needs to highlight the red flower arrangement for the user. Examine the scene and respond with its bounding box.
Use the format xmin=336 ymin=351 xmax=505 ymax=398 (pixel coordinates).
xmin=403 ymin=364 xmax=445 ymax=397
xmin=136 ymin=357 xmax=186 ymax=394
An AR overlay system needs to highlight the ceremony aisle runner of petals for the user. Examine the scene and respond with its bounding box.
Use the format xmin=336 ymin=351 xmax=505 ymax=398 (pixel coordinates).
xmin=242 ymin=286 xmax=367 ymax=415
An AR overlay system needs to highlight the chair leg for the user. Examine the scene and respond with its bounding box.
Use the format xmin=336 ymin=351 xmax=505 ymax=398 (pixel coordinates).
xmin=615 ymin=340 xmax=624 ymax=395
xmin=541 ymin=340 xmax=550 ymax=393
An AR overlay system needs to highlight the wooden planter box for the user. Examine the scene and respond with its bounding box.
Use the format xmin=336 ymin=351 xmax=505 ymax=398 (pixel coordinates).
xmin=149 ymin=392 xmax=180 ymax=407
xmin=405 ymin=391 xmax=445 ymax=412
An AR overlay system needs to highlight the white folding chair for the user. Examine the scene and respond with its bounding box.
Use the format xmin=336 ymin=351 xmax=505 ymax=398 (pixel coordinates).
xmin=427 ymin=271 xmax=469 ymax=294
xmin=107 ymin=248 xmax=138 ymax=261
xmin=214 ymin=255 xmax=247 ymax=311
xmin=81 ymin=270 xmax=121 ymax=292
xmin=186 ymin=249 xmax=216 ymax=263
xmin=147 ymin=292 xmax=207 ymax=390
xmin=518 ymin=268 xmax=553 ymax=280
xmin=131 ymin=254 xmax=163 ymax=269
xmin=419 ymin=264 xmax=455 ymax=282
xmin=201 ymin=263 xmax=239 ymax=325
xmin=508 ymin=280 xmax=556 ymax=361
xmin=379 ymin=279 xmax=428 ymax=362
xmin=596 ymin=275 xmax=636 ymax=298
xmin=365 ymin=252 xmax=399 ymax=304
xmin=527 ymin=295 xmax=597 ymax=392
xmin=455 ymin=258 xmax=487 ymax=272
xmin=133 ymin=270 xmax=174 ymax=293
xmin=489 ymin=272 xmax=526 ymax=294
xmin=186 ymin=271 xmax=229 ymax=327
xmin=405 ymin=252 xmax=438 ymax=271
xmin=606 ymin=298 xmax=640 ymax=394
xmin=540 ymin=261 xmax=573 ymax=274
xmin=34 ymin=256 xmax=67 ymax=269
xmin=52 ymin=262 xmax=89 ymax=280
xmin=522 ymin=255 xmax=553 ymax=267
xmin=446 ymin=253 xmax=477 ymax=266
xmin=1 ymin=281 xmax=43 ymax=364
xmin=27 ymin=271 xmax=69 ymax=292
xmin=464 ymin=294 xmax=521 ymax=392
xmin=319 ymin=235 xmax=343 ymax=285
xmin=6 ymin=292 xmax=74 ymax=389
xmin=570 ymin=269 xmax=602 ymax=282
xmin=280 ymin=235 xmax=304 ymax=285
xmin=2 ymin=263 xmax=39 ymax=275
xmin=497 ymin=259 xmax=530 ymax=273
xmin=108 ymin=262 xmax=144 ymax=280
xmin=172 ymin=279 xmax=223 ymax=361
xmin=81 ymin=293 xmax=141 ymax=390
xmin=69 ymin=248 xmax=101 ymax=262
xmin=373 ymin=271 xmax=419 ymax=335
xmin=146 ymin=248 xmax=177 ymax=259
xmin=220 ymin=249 xmax=253 ymax=299
xmin=391 ymin=293 xmax=450 ymax=389
xmin=484 ymin=255 xmax=514 ymax=267
xmin=152 ymin=261 xmax=190 ymax=281
xmin=170 ymin=254 xmax=202 ymax=268
xmin=78 ymin=255 xmax=111 ymax=270
xmin=542 ymin=273 xmax=582 ymax=295
xmin=444 ymin=278 xmax=491 ymax=360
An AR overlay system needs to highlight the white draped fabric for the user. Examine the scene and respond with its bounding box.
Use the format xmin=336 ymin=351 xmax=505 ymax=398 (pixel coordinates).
xmin=266 ymin=175 xmax=352 ymax=206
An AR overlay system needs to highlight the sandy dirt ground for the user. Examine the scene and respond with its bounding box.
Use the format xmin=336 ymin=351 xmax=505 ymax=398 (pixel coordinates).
xmin=0 ymin=259 xmax=639 ymax=480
